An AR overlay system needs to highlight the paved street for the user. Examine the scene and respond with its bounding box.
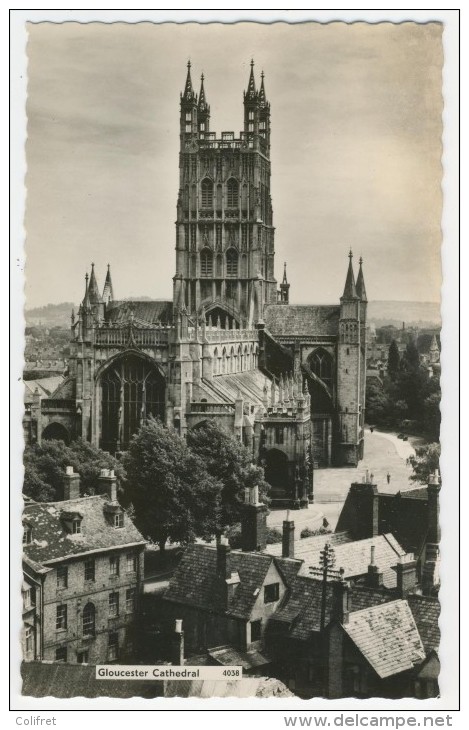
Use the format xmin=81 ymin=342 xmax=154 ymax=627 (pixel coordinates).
xmin=267 ymin=429 xmax=419 ymax=532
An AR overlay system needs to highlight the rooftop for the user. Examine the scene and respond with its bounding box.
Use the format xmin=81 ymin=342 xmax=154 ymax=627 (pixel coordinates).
xmin=23 ymin=495 xmax=146 ymax=566
xmin=264 ymin=304 xmax=340 ymax=338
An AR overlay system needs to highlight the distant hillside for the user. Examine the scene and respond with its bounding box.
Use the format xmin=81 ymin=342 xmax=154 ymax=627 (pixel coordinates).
xmin=25 ymin=302 xmax=76 ymax=328
xmin=25 ymin=299 xmax=441 ymax=330
xmin=367 ymin=300 xmax=441 ymax=328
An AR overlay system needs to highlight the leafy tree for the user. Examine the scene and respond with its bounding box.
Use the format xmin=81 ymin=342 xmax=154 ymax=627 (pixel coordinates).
xmin=23 ymin=438 xmax=124 ymax=502
xmin=402 ymin=341 xmax=421 ymax=371
xmin=186 ymin=420 xmax=270 ymax=532
xmin=122 ymin=417 xmax=221 ymax=551
xmin=387 ymin=340 xmax=400 ymax=380
xmin=365 ymin=379 xmax=390 ymax=426
xmin=408 ymin=443 xmax=441 ymax=484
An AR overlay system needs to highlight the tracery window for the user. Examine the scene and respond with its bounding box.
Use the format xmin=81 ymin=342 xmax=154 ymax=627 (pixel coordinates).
xmin=309 ymin=350 xmax=333 ymax=389
xmin=201 ymin=178 xmax=213 ymax=208
xmin=200 ymin=248 xmax=213 ymax=277
xmin=227 ymin=179 xmax=239 ymax=207
xmin=226 ymin=248 xmax=238 ymax=277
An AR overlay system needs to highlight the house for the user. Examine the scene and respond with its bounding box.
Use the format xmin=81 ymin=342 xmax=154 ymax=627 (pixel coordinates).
xmin=22 ymin=466 xmax=147 ymax=665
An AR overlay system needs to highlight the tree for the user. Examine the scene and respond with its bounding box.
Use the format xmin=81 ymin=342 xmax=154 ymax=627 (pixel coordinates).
xmin=387 ymin=340 xmax=400 ymax=380
xmin=365 ymin=379 xmax=390 ymax=426
xmin=186 ymin=420 xmax=270 ymax=532
xmin=122 ymin=417 xmax=221 ymax=551
xmin=408 ymin=443 xmax=441 ymax=484
xmin=23 ymin=438 xmax=124 ymax=502
xmin=402 ymin=341 xmax=421 ymax=371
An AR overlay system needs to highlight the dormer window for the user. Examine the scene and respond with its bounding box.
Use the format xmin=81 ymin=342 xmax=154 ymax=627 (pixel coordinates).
xmin=72 ymin=518 xmax=82 ymax=534
xmin=114 ymin=513 xmax=124 ymax=528
xmin=264 ymin=582 xmax=280 ymax=604
xmin=23 ymin=525 xmax=32 ymax=545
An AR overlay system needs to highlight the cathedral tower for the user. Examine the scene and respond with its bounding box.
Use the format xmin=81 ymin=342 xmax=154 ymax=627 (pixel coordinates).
xmin=173 ymin=61 xmax=276 ymax=328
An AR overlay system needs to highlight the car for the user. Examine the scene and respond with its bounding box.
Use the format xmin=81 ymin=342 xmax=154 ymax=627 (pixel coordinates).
xmin=397 ymin=433 xmax=404 ymax=439
xmin=402 ymin=436 xmax=408 ymax=441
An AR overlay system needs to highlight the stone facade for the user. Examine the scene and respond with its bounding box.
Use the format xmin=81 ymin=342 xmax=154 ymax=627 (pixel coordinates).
xmin=24 ymin=62 xmax=368 ymax=505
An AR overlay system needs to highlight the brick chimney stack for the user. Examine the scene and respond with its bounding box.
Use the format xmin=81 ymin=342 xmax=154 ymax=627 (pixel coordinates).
xmin=241 ymin=485 xmax=267 ymax=552
xmin=331 ymin=572 xmax=351 ymax=624
xmin=282 ymin=510 xmax=295 ymax=558
xmin=170 ymin=619 xmax=185 ymax=666
xmin=216 ymin=536 xmax=240 ymax=606
xmin=427 ymin=469 xmax=441 ymax=545
xmin=348 ymin=479 xmax=379 ymax=539
xmin=63 ymin=466 xmax=80 ymax=501
xmin=394 ymin=554 xmax=417 ymax=597
xmin=99 ymin=468 xmax=117 ymax=502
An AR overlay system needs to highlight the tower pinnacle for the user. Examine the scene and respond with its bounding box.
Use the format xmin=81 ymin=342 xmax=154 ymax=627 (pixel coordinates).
xmin=182 ymin=60 xmax=195 ymax=101
xmin=342 ymin=250 xmax=358 ymax=300
xmin=356 ymin=256 xmax=367 ymax=302
xmin=246 ymin=58 xmax=257 ymax=99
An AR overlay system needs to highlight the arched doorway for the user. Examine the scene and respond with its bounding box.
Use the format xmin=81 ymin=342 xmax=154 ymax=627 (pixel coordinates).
xmin=42 ymin=422 xmax=70 ymax=444
xmin=100 ymin=354 xmax=165 ymax=453
xmin=264 ymin=448 xmax=289 ymax=495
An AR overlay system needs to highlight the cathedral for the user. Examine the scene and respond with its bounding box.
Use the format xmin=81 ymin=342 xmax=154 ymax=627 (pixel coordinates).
xmin=24 ymin=62 xmax=368 ymax=508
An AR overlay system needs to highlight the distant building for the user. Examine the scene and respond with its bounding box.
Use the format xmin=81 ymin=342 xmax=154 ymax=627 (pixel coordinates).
xmin=22 ymin=467 xmax=147 ymax=665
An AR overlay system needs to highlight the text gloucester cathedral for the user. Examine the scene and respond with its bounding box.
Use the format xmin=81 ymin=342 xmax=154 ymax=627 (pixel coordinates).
xmin=25 ymin=62 xmax=368 ymax=508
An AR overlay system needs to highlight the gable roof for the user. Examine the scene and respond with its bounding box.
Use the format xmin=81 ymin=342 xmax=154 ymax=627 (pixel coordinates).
xmin=343 ymin=599 xmax=425 ymax=679
xmin=266 ymin=531 xmax=352 ymax=560
xmin=106 ymin=300 xmax=173 ymax=326
xmin=164 ymin=543 xmax=302 ymax=620
xmin=407 ymin=594 xmax=440 ymax=653
xmin=22 ymin=495 xmax=146 ymax=566
xmin=264 ymin=305 xmax=340 ymax=338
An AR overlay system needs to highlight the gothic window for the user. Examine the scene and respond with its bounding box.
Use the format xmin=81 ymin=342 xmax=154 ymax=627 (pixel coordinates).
xmin=201 ymin=178 xmax=213 ymax=208
xmin=216 ymin=253 xmax=223 ymax=277
xmin=244 ymin=345 xmax=250 ymax=370
xmin=230 ymin=347 xmax=235 ymax=374
xmin=184 ymin=225 xmax=189 ymax=250
xmin=309 ymin=350 xmax=333 ymax=389
xmin=216 ymin=225 xmax=222 ymax=250
xmin=216 ymin=183 xmax=223 ymax=211
xmin=226 ymin=248 xmax=238 ymax=277
xmin=200 ymin=248 xmax=213 ymax=277
xmin=227 ymin=178 xmax=239 ymax=207
xmin=100 ymin=355 xmax=165 ymax=454
xmin=213 ymin=348 xmax=218 ymax=375
xmin=222 ymin=348 xmax=227 ymax=374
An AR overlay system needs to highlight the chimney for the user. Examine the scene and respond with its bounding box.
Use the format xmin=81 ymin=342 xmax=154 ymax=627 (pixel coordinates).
xmin=241 ymin=485 xmax=267 ymax=552
xmin=349 ymin=480 xmax=379 ymax=539
xmin=394 ymin=554 xmax=417 ymax=597
xmin=99 ymin=468 xmax=117 ymax=502
xmin=282 ymin=510 xmax=295 ymax=558
xmin=63 ymin=466 xmax=80 ymax=501
xmin=217 ymin=536 xmax=232 ymax=579
xmin=366 ymin=545 xmax=383 ymax=588
xmin=331 ymin=573 xmax=351 ymax=624
xmin=427 ymin=470 xmax=441 ymax=545
xmin=170 ymin=619 xmax=184 ymax=666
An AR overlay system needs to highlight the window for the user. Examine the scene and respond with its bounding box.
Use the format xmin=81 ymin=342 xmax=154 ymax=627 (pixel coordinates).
xmin=226 ymin=249 xmax=238 ymax=277
xmin=200 ymin=248 xmax=213 ymax=277
xmin=23 ymin=586 xmax=34 ymax=610
xmin=308 ymin=349 xmax=333 ymax=389
xmin=108 ymin=632 xmax=119 ymax=661
xmin=126 ymin=588 xmax=136 ymax=613
xmin=56 ymin=565 xmax=68 ymax=589
xmin=109 ymin=592 xmax=119 ymax=617
xmin=250 ymin=619 xmax=262 ymax=642
xmin=72 ymin=519 xmax=81 ymax=534
xmin=126 ymin=553 xmax=137 ymax=573
xmin=82 ymin=603 xmax=95 ymax=637
xmin=23 ymin=525 xmax=32 ymax=545
xmin=77 ymin=650 xmax=89 ymax=664
xmin=201 ymin=178 xmax=213 ymax=208
xmin=25 ymin=626 xmax=33 ymax=653
xmin=109 ymin=556 xmax=120 ymax=576
xmin=264 ymin=583 xmax=280 ymax=604
xmin=114 ymin=513 xmax=124 ymax=528
xmin=274 ymin=425 xmax=284 ymax=445
xmin=185 ymin=112 xmax=191 ymax=122
xmin=227 ymin=179 xmax=239 ymax=207
xmin=55 ymin=646 xmax=67 ymax=662
xmin=84 ymin=558 xmax=95 ymax=582
xmin=56 ymin=604 xmax=67 ymax=631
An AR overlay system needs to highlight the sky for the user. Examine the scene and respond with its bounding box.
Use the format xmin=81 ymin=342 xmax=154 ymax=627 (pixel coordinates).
xmin=25 ymin=21 xmax=443 ymax=309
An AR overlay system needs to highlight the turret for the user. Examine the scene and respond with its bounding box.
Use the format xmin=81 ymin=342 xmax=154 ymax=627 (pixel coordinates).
xmin=197 ymin=73 xmax=210 ymax=137
xmin=180 ymin=61 xmax=198 ymax=142
xmin=87 ymin=263 xmax=104 ymax=322
xmin=279 ymin=261 xmax=290 ymax=304
xmin=102 ymin=264 xmax=114 ymax=306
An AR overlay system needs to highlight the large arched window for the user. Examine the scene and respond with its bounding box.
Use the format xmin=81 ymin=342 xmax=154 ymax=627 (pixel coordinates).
xmin=226 ymin=248 xmax=238 ymax=277
xmin=201 ymin=178 xmax=213 ymax=208
xmin=227 ymin=178 xmax=239 ymax=207
xmin=308 ymin=349 xmax=333 ymax=389
xmin=200 ymin=248 xmax=213 ymax=277
xmin=82 ymin=602 xmax=95 ymax=637
xmin=100 ymin=355 xmax=165 ymax=453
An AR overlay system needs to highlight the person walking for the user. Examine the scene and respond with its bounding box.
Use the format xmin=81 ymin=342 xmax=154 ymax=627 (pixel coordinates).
xmin=386 ymin=472 xmax=391 ymax=484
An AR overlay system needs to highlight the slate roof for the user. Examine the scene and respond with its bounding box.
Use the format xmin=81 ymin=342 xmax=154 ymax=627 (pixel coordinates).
xmin=343 ymin=600 xmax=425 ymax=679
xmin=212 ymin=369 xmax=269 ymax=405
xmin=21 ymin=662 xmax=162 ymax=699
xmin=23 ymin=495 xmax=146 ymax=566
xmin=271 ymin=533 xmax=405 ymax=589
xmin=264 ymin=305 xmax=340 ymax=338
xmin=24 ymin=377 xmax=65 ymax=403
xmin=106 ymin=300 xmax=173 ymax=326
xmin=407 ymin=594 xmax=440 ymax=653
xmin=266 ymin=531 xmax=352 ymax=559
xmin=164 ymin=543 xmax=302 ymax=620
